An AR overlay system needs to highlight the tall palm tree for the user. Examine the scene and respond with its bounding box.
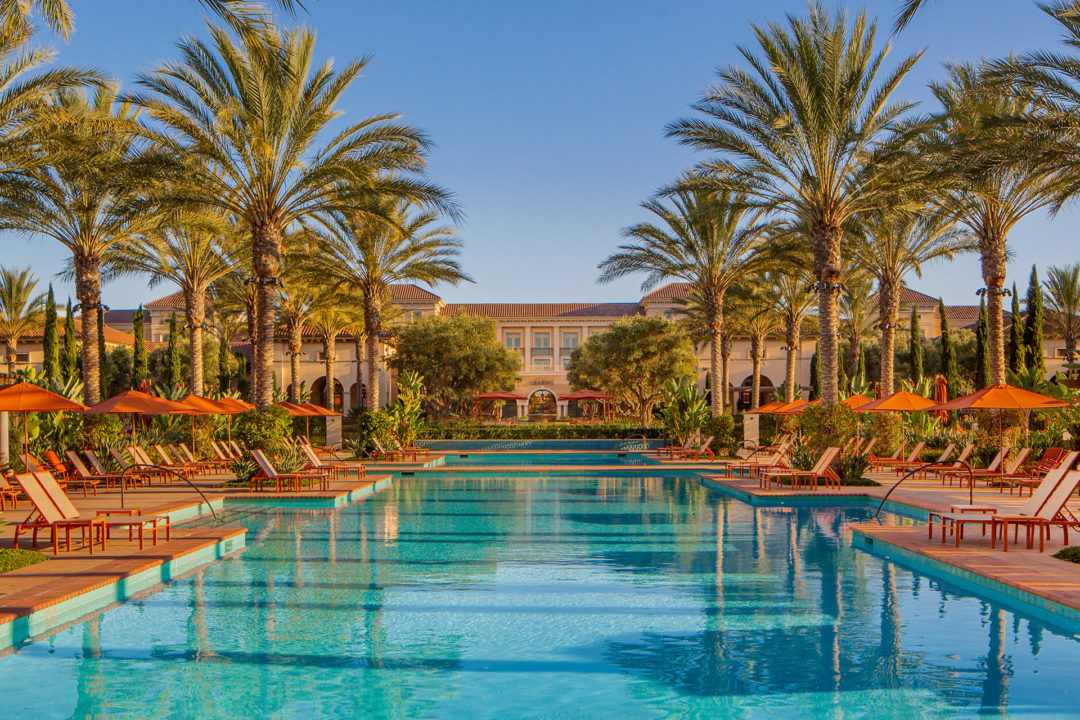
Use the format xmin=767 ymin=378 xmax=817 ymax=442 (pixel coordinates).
xmin=667 ymin=4 xmax=922 ymax=406
xmin=839 ymin=272 xmax=876 ymax=392
xmin=276 ymin=263 xmax=324 ymax=404
xmin=735 ymin=286 xmax=780 ymax=410
xmin=127 ymin=24 xmax=453 ymax=408
xmin=927 ymin=62 xmax=1059 ymax=385
xmin=0 ymin=266 xmax=44 ymax=373
xmin=318 ymin=203 xmax=469 ymax=411
xmin=849 ymin=209 xmax=975 ymax=394
xmin=3 ymin=86 xmax=152 ymax=403
xmin=307 ymin=300 xmax=356 ymax=412
xmin=1045 ymin=263 xmax=1080 ymax=366
xmin=600 ymin=186 xmax=774 ymax=416
xmin=106 ymin=215 xmax=232 ymax=395
xmin=757 ymin=265 xmax=816 ymax=403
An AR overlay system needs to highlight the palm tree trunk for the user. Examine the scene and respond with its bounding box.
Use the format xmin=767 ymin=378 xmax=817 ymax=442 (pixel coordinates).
xmin=322 ymin=333 xmax=337 ymax=410
xmin=750 ymin=333 xmax=763 ymax=409
xmin=813 ymin=224 xmax=843 ymax=407
xmin=720 ymin=331 xmax=732 ymax=413
xmin=185 ymin=288 xmax=206 ymax=395
xmin=1067 ymin=335 xmax=1077 ymax=365
xmin=251 ymin=219 xmax=283 ymax=409
xmin=5 ymin=338 xmax=15 ymax=375
xmin=784 ymin=321 xmax=799 ymax=403
xmin=244 ymin=293 xmax=258 ymax=399
xmin=878 ymin=277 xmax=901 ymax=396
xmin=288 ymin=323 xmax=302 ymax=403
xmin=354 ymin=334 xmax=364 ymax=410
xmin=707 ymin=302 xmax=723 ymax=417
xmin=364 ymin=293 xmax=382 ymax=412
xmin=981 ymin=232 xmax=1008 ymax=385
xmin=73 ymin=253 xmax=102 ymax=404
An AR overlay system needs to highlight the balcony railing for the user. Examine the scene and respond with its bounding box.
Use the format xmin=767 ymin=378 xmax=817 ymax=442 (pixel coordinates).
xmin=560 ymin=346 xmax=578 ymax=355
xmin=531 ymin=347 xmax=552 ymax=357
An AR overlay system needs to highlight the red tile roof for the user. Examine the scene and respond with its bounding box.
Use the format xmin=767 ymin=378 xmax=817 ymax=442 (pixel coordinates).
xmin=145 ymin=291 xmax=184 ymax=309
xmin=22 ymin=318 xmax=135 ymax=346
xmin=641 ymin=283 xmax=692 ymax=302
xmin=898 ymin=287 xmax=940 ymax=304
xmin=389 ymin=284 xmax=441 ymax=300
xmin=443 ymin=303 xmax=643 ymax=319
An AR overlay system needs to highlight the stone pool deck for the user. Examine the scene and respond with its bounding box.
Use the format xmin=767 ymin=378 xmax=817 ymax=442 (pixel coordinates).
xmin=0 ymin=468 xmax=394 ymax=649
xmin=701 ymin=470 xmax=1080 ymax=617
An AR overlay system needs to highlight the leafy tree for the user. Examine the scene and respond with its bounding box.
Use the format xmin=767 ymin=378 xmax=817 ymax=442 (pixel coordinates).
xmin=129 ymin=24 xmax=452 ymax=408
xmin=132 ymin=305 xmax=147 ymax=389
xmin=103 ymin=346 xmax=132 ymax=397
xmin=909 ymin=306 xmax=923 ymax=385
xmin=567 ymin=315 xmax=697 ymax=423
xmin=600 ymin=186 xmax=774 ymax=417
xmin=61 ymin=297 xmax=76 ymax=382
xmin=1008 ymin=283 xmax=1025 ymax=373
xmin=667 ymin=5 xmax=922 ymax=406
xmin=1045 ymin=263 xmax=1080 ymax=366
xmin=939 ymin=299 xmax=959 ymax=399
xmin=976 ymin=298 xmax=991 ymax=390
xmin=390 ymin=313 xmax=520 ymax=420
xmin=42 ymin=285 xmax=58 ymax=381
xmin=1024 ymin=265 xmax=1046 ymax=376
xmin=0 ymin=266 xmax=43 ymax=374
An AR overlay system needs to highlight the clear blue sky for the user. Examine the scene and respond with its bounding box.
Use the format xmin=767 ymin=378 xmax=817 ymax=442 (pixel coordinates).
xmin=4 ymin=0 xmax=1074 ymax=309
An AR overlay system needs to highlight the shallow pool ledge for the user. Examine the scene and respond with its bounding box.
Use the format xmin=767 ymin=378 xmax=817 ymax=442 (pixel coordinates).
xmin=0 ymin=527 xmax=246 ymax=652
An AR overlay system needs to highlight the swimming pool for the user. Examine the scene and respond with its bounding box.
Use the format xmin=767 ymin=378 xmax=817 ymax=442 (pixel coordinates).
xmin=437 ymin=451 xmax=655 ymax=466
xmin=2 ymin=475 xmax=1079 ymax=718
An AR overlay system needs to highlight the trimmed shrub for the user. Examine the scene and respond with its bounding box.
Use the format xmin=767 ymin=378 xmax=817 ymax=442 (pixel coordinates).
xmin=0 ymin=548 xmax=47 ymax=574
xmin=1053 ymin=547 xmax=1080 ymax=564
xmin=417 ymin=420 xmax=663 ymax=441
xmin=234 ymin=406 xmax=291 ymax=454
xmin=798 ymin=405 xmax=857 ymax=455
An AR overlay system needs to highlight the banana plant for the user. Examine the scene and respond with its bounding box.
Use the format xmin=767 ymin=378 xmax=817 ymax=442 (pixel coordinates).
xmin=659 ymin=377 xmax=709 ymax=447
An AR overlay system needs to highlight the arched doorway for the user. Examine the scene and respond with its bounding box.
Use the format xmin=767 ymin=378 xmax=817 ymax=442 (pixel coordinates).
xmin=310 ymin=376 xmax=345 ymax=412
xmin=737 ymin=374 xmax=774 ymax=411
xmin=528 ymin=389 xmax=556 ymax=419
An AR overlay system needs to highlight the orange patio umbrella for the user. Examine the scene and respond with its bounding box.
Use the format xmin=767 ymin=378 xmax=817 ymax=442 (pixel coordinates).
xmin=275 ymin=401 xmax=318 ymax=417
xmin=747 ymin=399 xmax=787 ymax=415
xmin=841 ymin=394 xmax=873 ymax=410
xmin=83 ymin=390 xmax=191 ymax=446
xmin=856 ymin=390 xmax=937 ymax=444
xmin=0 ymin=382 xmax=87 ymax=457
xmin=179 ymin=394 xmax=231 ymax=452
xmin=299 ymin=402 xmax=339 ymax=439
xmin=216 ymin=397 xmax=254 ymax=413
xmin=927 ymin=383 xmax=1069 ymax=445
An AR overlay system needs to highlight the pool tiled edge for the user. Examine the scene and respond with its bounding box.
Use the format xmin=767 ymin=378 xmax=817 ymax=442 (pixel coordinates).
xmin=0 ymin=527 xmax=247 ymax=650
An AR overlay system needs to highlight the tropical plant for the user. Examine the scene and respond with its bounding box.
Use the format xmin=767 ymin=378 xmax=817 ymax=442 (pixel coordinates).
xmin=0 ymin=266 xmax=44 ymax=373
xmin=388 ymin=370 xmax=425 ymax=447
xmin=659 ymin=376 xmax=709 ymax=447
xmin=600 ymin=185 xmax=775 ymax=416
xmin=927 ymin=62 xmax=1059 ymax=386
xmin=1045 ymin=263 xmax=1080 ymax=366
xmin=127 ymin=24 xmax=453 ymax=408
xmin=5 ymin=86 xmax=151 ymax=403
xmin=667 ymin=4 xmax=922 ymax=406
xmin=318 ymin=201 xmax=469 ymax=411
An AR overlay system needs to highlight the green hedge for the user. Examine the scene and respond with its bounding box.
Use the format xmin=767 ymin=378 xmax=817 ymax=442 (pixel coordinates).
xmin=0 ymin=548 xmax=47 ymax=574
xmin=418 ymin=420 xmax=664 ymax=440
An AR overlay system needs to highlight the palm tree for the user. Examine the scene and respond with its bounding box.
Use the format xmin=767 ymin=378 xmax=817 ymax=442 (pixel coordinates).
xmin=839 ymin=272 xmax=876 ymax=393
xmin=849 ymin=209 xmax=975 ymax=394
xmin=756 ymin=265 xmax=816 ymax=403
xmin=318 ymin=203 xmax=469 ymax=411
xmin=106 ymin=215 xmax=232 ymax=395
xmin=276 ymin=264 xmax=324 ymax=404
xmin=600 ymin=186 xmax=774 ymax=416
xmin=667 ymin=5 xmax=922 ymax=406
xmin=735 ymin=286 xmax=780 ymax=410
xmin=1045 ymin=263 xmax=1080 ymax=366
xmin=127 ymin=24 xmax=453 ymax=408
xmin=927 ymin=62 xmax=1059 ymax=385
xmin=307 ymin=301 xmax=357 ymax=412
xmin=3 ymin=86 xmax=152 ymax=403
xmin=0 ymin=266 xmax=44 ymax=373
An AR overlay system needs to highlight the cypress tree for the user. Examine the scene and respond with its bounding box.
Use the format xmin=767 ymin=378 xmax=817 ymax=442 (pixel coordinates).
xmin=909 ymin=306 xmax=923 ymax=385
xmin=856 ymin=342 xmax=866 ymax=386
xmin=42 ymin=286 xmax=59 ymax=382
xmin=96 ymin=307 xmax=107 ymax=398
xmin=939 ymin=299 xmax=958 ymax=399
xmin=1024 ymin=265 xmax=1045 ymax=375
xmin=132 ymin=305 xmax=147 ymax=389
xmin=976 ymin=297 xmax=991 ymax=389
xmin=1007 ymin=283 xmax=1025 ymax=373
xmin=809 ymin=346 xmax=820 ymax=400
xmin=217 ymin=334 xmax=231 ymax=392
xmin=62 ymin=299 xmax=77 ymax=383
xmin=165 ymin=313 xmax=182 ymax=390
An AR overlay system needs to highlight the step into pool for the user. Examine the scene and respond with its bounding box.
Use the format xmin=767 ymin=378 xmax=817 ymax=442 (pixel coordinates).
xmin=2 ymin=475 xmax=1078 ymax=718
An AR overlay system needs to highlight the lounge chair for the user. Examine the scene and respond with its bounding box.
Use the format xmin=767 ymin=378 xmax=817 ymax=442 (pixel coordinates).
xmin=684 ymin=436 xmax=716 ymax=461
xmin=229 ymin=440 xmax=245 ymax=458
xmin=997 ymin=469 xmax=1080 ymax=551
xmin=1025 ymin=447 xmax=1065 ymax=477
xmin=66 ymin=450 xmax=124 ymax=491
xmin=866 ymin=443 xmax=907 ymax=467
xmin=929 ymin=454 xmax=1080 ymax=551
xmin=759 ymin=447 xmax=841 ymax=491
xmin=890 ymin=443 xmax=956 ymax=476
xmin=923 ymin=443 xmax=975 ymax=481
xmin=936 ymin=446 xmax=1011 ymax=487
xmin=394 ymin=438 xmax=430 ymax=458
xmin=19 ymin=454 xmax=67 ymax=490
xmin=714 ymin=443 xmax=789 ymax=479
xmin=99 ymin=448 xmax=151 ymax=487
xmin=250 ymin=449 xmax=330 ymax=493
xmin=0 ymin=473 xmax=19 ymax=510
xmin=872 ymin=442 xmax=927 ymax=472
xmin=299 ymin=443 xmax=366 ymax=481
xmin=1000 ymin=450 xmax=1077 ymax=496
xmin=370 ymin=438 xmax=402 ymax=462
xmin=178 ymin=443 xmax=230 ymax=474
xmin=857 ymin=437 xmax=878 ymax=457
xmin=153 ymin=445 xmax=200 ymax=476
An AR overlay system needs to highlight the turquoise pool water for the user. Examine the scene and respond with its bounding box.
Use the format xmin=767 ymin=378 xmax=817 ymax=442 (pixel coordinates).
xmin=438 ymin=451 xmax=654 ymax=466
xmin=3 ymin=475 xmax=1080 ymax=718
